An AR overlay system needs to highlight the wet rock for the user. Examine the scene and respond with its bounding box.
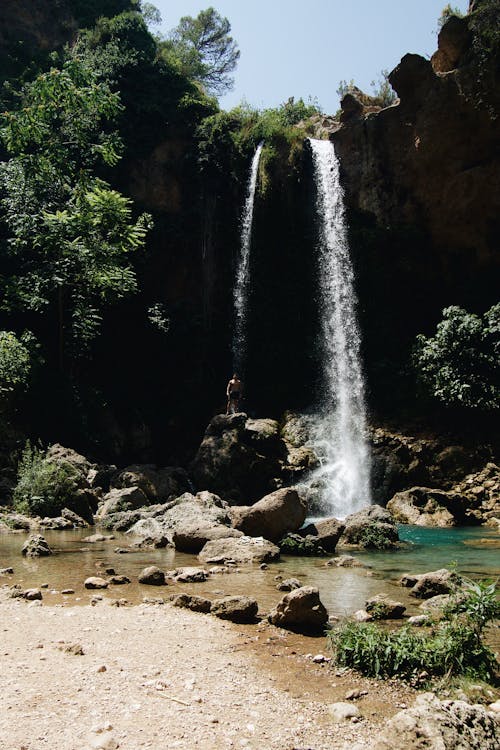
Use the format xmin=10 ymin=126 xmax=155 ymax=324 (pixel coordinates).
xmin=299 ymin=517 xmax=345 ymax=553
xmin=279 ymin=532 xmax=327 ymax=556
xmin=169 ymin=567 xmax=208 ymax=583
xmin=230 ymin=488 xmax=307 ymax=542
xmin=328 ymin=702 xmax=361 ymax=722
xmin=23 ymin=588 xmax=42 ymax=601
xmin=138 ymin=566 xmax=166 ymax=586
xmin=172 ymin=524 xmax=243 ymax=554
xmin=39 ymin=516 xmax=73 ymax=530
xmin=268 ymin=586 xmax=328 ymax=633
xmin=210 ymin=595 xmax=258 ymax=623
xmin=22 ymin=534 xmax=52 ymax=557
xmin=108 ymin=575 xmax=130 ymax=585
xmin=0 ymin=567 xmax=14 ymax=575
xmin=365 ymin=594 xmax=406 ymax=619
xmin=369 ymin=692 xmax=499 ymax=750
xmin=84 ymin=577 xmax=109 ymax=590
xmin=409 ymin=568 xmax=460 ymax=599
xmin=7 ymin=513 xmax=32 ymax=530
xmin=82 ymin=534 xmax=115 ymax=543
xmin=199 ymin=535 xmax=280 ymax=565
xmin=171 ymin=593 xmax=212 ymax=613
xmin=132 ymin=533 xmax=172 ymax=550
xmin=277 ymin=578 xmax=302 ymax=592
xmin=327 ymin=555 xmax=366 ymax=568
xmin=339 ymin=505 xmax=399 ymax=549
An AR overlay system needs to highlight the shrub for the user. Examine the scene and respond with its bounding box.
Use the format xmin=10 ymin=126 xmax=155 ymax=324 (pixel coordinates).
xmin=358 ymin=522 xmax=395 ymax=550
xmin=413 ymin=304 xmax=500 ymax=410
xmin=13 ymin=442 xmax=80 ymax=517
xmin=437 ymin=4 xmax=464 ymax=30
xmin=328 ymin=579 xmax=499 ymax=683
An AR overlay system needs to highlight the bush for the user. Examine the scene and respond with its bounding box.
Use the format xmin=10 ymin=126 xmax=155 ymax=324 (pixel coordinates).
xmin=358 ymin=522 xmax=396 ymax=550
xmin=413 ymin=304 xmax=500 ymax=410
xmin=328 ymin=579 xmax=499 ymax=683
xmin=13 ymin=442 xmax=80 ymax=517
xmin=0 ymin=331 xmax=33 ymax=398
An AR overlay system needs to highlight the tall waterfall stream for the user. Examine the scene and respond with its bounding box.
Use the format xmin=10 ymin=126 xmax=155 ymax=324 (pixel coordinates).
xmin=232 ymin=142 xmax=264 ymax=374
xmin=308 ymin=138 xmax=371 ymax=518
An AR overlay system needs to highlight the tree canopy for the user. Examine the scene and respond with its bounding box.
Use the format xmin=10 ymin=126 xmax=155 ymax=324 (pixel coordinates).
xmin=163 ymin=7 xmax=240 ymax=96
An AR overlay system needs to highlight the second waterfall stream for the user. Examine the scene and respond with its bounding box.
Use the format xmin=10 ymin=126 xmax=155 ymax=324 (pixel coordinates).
xmin=309 ymin=138 xmax=371 ymax=517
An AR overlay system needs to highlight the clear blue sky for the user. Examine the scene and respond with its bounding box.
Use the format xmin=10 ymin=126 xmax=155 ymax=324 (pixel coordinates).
xmin=152 ymin=0 xmax=470 ymax=112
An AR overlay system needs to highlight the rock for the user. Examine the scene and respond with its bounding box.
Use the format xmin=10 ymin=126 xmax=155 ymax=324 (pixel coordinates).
xmin=277 ymin=578 xmax=302 ymax=592
xmin=327 ymin=555 xmax=366 ymax=568
xmin=387 ymin=487 xmax=467 ymax=527
xmin=279 ymin=532 xmax=327 ymax=556
xmin=138 ymin=566 xmax=166 ymax=585
xmin=431 ymin=15 xmax=472 ymax=73
xmin=299 ymin=517 xmax=345 ymax=552
xmin=268 ymin=586 xmax=328 ymax=633
xmin=199 ymin=535 xmax=280 ymax=565
xmin=171 ymin=593 xmax=212 ymax=613
xmin=96 ymin=486 xmax=149 ymax=520
xmin=39 ymin=516 xmax=73 ymax=530
xmin=172 ymin=524 xmax=243 ymax=554
xmin=0 ymin=567 xmax=14 ymax=575
xmin=23 ymin=588 xmax=42 ymax=601
xmin=231 ymin=488 xmax=307 ymax=542
xmin=328 ymin=702 xmax=361 ymax=722
xmin=408 ymin=615 xmax=430 ymax=626
xmin=419 ymin=594 xmax=453 ymax=612
xmin=365 ymin=594 xmax=406 ymax=619
xmin=108 ymin=575 xmax=130 ymax=585
xmin=339 ymin=505 xmax=399 ymax=549
xmin=369 ymin=693 xmax=499 ymax=750
xmin=22 ymin=534 xmax=52 ymax=557
xmin=190 ymin=413 xmax=285 ymax=502
xmin=46 ymin=443 xmax=92 ymax=479
xmin=111 ymin=464 xmax=191 ymax=502
xmin=170 ymin=567 xmax=208 ymax=583
xmin=61 ymin=507 xmax=89 ymax=527
xmin=61 ymin=589 xmax=75 ymax=595
xmin=84 ymin=577 xmax=109 ymax=590
xmin=210 ymin=595 xmax=258 ymax=624
xmin=353 ymin=609 xmax=373 ymax=622
xmin=87 ymin=464 xmax=117 ymax=492
xmin=7 ymin=513 xmax=32 ymax=530
xmin=82 ymin=534 xmax=115 ymax=543
xmin=410 ymin=568 xmax=460 ymax=599
xmin=132 ymin=534 xmax=172 ymax=550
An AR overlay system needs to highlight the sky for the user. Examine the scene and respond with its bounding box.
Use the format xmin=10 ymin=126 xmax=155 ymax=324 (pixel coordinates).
xmin=152 ymin=0 xmax=470 ymax=113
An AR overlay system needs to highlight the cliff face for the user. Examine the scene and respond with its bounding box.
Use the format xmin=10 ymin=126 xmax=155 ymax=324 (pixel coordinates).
xmin=333 ymin=16 xmax=499 ymax=291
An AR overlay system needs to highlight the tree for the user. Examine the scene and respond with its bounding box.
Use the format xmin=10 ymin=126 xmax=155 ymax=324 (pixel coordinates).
xmin=165 ymin=7 xmax=240 ymax=96
xmin=413 ymin=304 xmax=500 ymax=409
xmin=0 ymin=59 xmax=151 ymax=370
xmin=437 ymin=4 xmax=465 ymax=30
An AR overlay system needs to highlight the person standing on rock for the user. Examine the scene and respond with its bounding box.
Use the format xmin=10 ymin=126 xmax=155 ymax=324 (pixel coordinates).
xmin=226 ymin=373 xmax=243 ymax=414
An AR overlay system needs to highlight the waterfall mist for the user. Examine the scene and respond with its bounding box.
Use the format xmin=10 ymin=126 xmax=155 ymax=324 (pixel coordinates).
xmin=232 ymin=142 xmax=264 ymax=374
xmin=309 ymin=138 xmax=371 ymax=517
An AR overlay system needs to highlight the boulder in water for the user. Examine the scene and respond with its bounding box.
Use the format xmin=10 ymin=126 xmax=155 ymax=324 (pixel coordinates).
xmin=299 ymin=517 xmax=345 ymax=552
xmin=138 ymin=566 xmax=166 ymax=586
xmin=171 ymin=593 xmax=212 ymax=613
xmin=199 ymin=535 xmax=280 ymax=565
xmin=365 ymin=594 xmax=406 ymax=619
xmin=268 ymin=586 xmax=328 ymax=633
xmin=338 ymin=505 xmax=399 ymax=549
xmin=210 ymin=596 xmax=258 ymax=623
xmin=230 ymin=488 xmax=307 ymax=542
xmin=22 ymin=534 xmax=52 ymax=557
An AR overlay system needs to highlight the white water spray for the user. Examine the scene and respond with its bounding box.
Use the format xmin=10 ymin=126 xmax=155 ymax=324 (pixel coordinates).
xmin=309 ymin=138 xmax=371 ymax=517
xmin=232 ymin=142 xmax=264 ymax=373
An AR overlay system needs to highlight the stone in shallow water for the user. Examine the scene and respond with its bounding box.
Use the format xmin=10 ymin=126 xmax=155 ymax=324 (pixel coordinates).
xmin=84 ymin=577 xmax=109 ymax=590
xmin=138 ymin=566 xmax=166 ymax=585
xmin=22 ymin=534 xmax=52 ymax=557
xmin=210 ymin=595 xmax=258 ymax=623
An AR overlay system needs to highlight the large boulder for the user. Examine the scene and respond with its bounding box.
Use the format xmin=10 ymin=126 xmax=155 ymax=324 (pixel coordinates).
xmin=210 ymin=596 xmax=259 ymax=623
xmin=368 ymin=693 xmax=499 ymax=750
xmin=387 ymin=487 xmax=459 ymax=527
xmin=339 ymin=505 xmax=400 ymax=549
xmin=268 ymin=586 xmax=328 ymax=633
xmin=96 ymin=486 xmax=149 ymax=520
xmin=110 ymin=464 xmax=191 ymax=502
xmin=409 ymin=568 xmax=460 ymax=599
xmin=172 ymin=524 xmax=243 ymax=554
xmin=198 ymin=535 xmax=280 ymax=565
xmin=190 ymin=413 xmax=286 ymax=503
xmin=230 ymin=488 xmax=307 ymax=542
xmin=299 ymin=517 xmax=345 ymax=553
xmin=138 ymin=566 xmax=166 ymax=585
xmin=46 ymin=444 xmax=92 ymax=483
xmin=21 ymin=534 xmax=52 ymax=557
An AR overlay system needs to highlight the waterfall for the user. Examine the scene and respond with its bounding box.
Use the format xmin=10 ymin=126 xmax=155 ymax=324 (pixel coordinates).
xmin=232 ymin=142 xmax=264 ymax=373
xmin=309 ymin=138 xmax=371 ymax=518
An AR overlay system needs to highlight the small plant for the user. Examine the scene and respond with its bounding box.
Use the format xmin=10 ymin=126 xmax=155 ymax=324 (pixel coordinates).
xmin=443 ymin=578 xmax=500 ymax=634
xmin=13 ymin=441 xmax=80 ymax=517
xmin=358 ymin=522 xmax=395 ymax=550
xmin=437 ymin=4 xmax=465 ymax=30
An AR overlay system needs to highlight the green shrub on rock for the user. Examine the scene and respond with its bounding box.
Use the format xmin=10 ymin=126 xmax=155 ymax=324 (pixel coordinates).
xmin=13 ymin=442 xmax=80 ymax=518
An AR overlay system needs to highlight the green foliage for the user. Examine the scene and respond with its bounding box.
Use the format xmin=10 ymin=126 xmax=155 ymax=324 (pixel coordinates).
xmin=443 ymin=578 xmax=500 ymax=635
xmin=358 ymin=522 xmax=395 ymax=549
xmin=13 ymin=442 xmax=80 ymax=517
xmin=438 ymin=4 xmax=465 ymax=30
xmin=279 ymin=533 xmax=327 ymax=556
xmin=328 ymin=617 xmax=497 ymax=683
xmin=164 ymin=7 xmax=240 ymax=96
xmin=413 ymin=304 xmax=500 ymax=410
xmin=0 ymin=58 xmax=151 ymax=360
xmin=370 ymin=70 xmax=397 ymax=107
xmin=0 ymin=331 xmax=33 ymax=397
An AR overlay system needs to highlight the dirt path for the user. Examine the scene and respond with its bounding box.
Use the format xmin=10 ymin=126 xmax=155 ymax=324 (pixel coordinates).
xmin=0 ymin=592 xmax=415 ymax=750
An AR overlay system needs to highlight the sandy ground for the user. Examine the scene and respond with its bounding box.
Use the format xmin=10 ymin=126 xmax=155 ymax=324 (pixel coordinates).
xmin=0 ymin=591 xmax=417 ymax=750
